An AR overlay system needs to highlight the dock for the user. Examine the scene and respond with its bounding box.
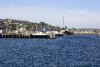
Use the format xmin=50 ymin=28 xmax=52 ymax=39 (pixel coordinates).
xmin=0 ymin=34 xmax=51 ymax=39
xmin=0 ymin=29 xmax=75 ymax=39
xmin=0 ymin=31 xmax=56 ymax=39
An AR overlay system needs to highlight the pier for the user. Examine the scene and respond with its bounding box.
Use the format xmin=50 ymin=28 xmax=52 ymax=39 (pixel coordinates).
xmin=0 ymin=31 xmax=62 ymax=39
xmin=0 ymin=30 xmax=73 ymax=39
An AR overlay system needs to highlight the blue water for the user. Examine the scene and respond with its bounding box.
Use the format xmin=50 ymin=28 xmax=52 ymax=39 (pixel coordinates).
xmin=0 ymin=35 xmax=100 ymax=67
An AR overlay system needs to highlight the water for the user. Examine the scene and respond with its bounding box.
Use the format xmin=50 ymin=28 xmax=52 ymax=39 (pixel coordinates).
xmin=0 ymin=35 xmax=100 ymax=67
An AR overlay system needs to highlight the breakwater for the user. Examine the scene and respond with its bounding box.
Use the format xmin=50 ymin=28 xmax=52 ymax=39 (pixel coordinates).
xmin=71 ymin=29 xmax=100 ymax=35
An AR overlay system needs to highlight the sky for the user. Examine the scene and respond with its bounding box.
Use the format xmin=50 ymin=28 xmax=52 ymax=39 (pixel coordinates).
xmin=0 ymin=0 xmax=100 ymax=28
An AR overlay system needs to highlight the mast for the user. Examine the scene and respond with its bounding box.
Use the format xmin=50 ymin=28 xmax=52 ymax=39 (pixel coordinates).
xmin=62 ymin=16 xmax=64 ymax=28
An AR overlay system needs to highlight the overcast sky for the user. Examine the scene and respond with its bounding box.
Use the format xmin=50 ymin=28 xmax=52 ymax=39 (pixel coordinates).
xmin=0 ymin=0 xmax=100 ymax=28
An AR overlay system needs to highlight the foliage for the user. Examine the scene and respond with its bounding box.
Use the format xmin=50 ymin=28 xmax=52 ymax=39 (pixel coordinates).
xmin=0 ymin=19 xmax=59 ymax=30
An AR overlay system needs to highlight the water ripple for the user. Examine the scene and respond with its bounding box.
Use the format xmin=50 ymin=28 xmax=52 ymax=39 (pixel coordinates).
xmin=0 ymin=35 xmax=100 ymax=67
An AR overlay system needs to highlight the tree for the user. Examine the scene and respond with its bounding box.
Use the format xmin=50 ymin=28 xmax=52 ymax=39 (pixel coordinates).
xmin=40 ymin=22 xmax=47 ymax=26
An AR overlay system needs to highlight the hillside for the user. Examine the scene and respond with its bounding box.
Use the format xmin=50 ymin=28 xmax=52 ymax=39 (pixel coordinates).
xmin=0 ymin=19 xmax=59 ymax=31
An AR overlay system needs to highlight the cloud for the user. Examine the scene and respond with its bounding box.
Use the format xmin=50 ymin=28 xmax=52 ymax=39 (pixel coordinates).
xmin=0 ymin=6 xmax=100 ymax=28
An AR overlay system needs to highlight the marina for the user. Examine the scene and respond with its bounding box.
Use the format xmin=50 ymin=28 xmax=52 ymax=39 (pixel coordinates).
xmin=0 ymin=31 xmax=69 ymax=39
xmin=0 ymin=19 xmax=100 ymax=39
xmin=0 ymin=19 xmax=74 ymax=39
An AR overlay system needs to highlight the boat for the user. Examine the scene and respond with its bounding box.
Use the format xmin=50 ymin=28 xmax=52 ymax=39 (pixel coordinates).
xmin=31 ymin=32 xmax=51 ymax=38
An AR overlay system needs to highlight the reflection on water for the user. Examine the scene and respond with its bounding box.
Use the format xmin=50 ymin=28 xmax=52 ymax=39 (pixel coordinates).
xmin=0 ymin=35 xmax=100 ymax=67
